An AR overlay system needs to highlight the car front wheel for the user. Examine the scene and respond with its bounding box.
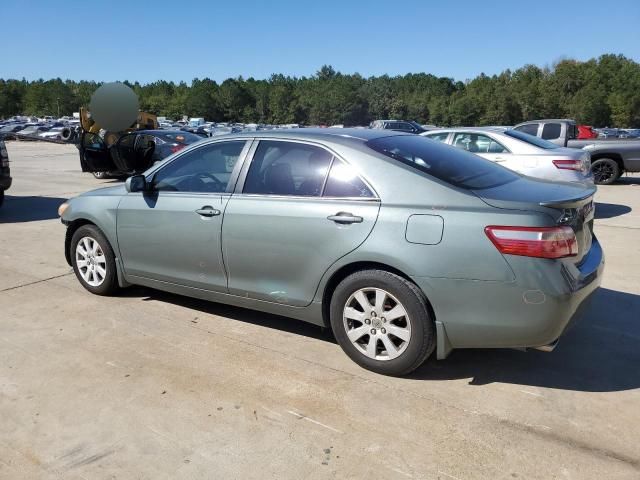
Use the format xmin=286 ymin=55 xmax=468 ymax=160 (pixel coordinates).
xmin=330 ymin=270 xmax=436 ymax=376
xmin=70 ymin=224 xmax=118 ymax=295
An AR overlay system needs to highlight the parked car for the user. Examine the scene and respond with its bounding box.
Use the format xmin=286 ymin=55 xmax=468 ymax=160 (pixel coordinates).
xmin=577 ymin=125 xmax=598 ymax=139
xmin=0 ymin=124 xmax=27 ymax=140
xmin=78 ymin=129 xmax=204 ymax=179
xmin=59 ymin=129 xmax=603 ymax=375
xmin=513 ymin=119 xmax=640 ymax=184
xmin=370 ymin=120 xmax=427 ymax=134
xmin=596 ymin=128 xmax=619 ymax=138
xmin=618 ymin=129 xmax=640 ymax=139
xmin=0 ymin=137 xmax=11 ymax=207
xmin=421 ymin=127 xmax=592 ymax=184
xmin=15 ymin=125 xmax=50 ymax=139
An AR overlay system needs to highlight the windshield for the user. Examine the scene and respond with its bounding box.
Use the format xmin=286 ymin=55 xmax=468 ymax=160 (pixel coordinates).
xmin=367 ymin=135 xmax=518 ymax=190
xmin=159 ymin=132 xmax=203 ymax=144
xmin=504 ymin=129 xmax=558 ymax=149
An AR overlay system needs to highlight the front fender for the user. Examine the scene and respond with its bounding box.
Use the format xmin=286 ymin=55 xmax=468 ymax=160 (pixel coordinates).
xmin=61 ymin=195 xmax=122 ymax=262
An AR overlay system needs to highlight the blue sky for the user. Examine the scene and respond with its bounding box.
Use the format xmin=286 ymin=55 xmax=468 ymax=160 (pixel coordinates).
xmin=2 ymin=0 xmax=639 ymax=83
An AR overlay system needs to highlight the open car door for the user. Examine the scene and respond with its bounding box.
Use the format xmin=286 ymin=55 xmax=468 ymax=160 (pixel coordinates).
xmin=111 ymin=133 xmax=156 ymax=173
xmin=79 ymin=131 xmax=117 ymax=172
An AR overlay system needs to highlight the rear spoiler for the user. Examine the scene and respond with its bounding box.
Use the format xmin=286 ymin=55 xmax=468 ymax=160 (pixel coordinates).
xmin=538 ymin=187 xmax=596 ymax=209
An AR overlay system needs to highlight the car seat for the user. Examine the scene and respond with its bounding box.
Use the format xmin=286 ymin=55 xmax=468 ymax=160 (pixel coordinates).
xmin=264 ymin=162 xmax=295 ymax=195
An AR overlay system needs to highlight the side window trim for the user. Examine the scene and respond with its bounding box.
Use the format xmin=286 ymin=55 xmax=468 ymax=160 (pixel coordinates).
xmin=233 ymin=138 xmax=379 ymax=200
xmin=144 ymin=139 xmax=252 ymax=195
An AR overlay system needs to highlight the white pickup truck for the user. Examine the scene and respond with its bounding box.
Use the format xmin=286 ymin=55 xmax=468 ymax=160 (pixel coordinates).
xmin=513 ymin=119 xmax=640 ymax=184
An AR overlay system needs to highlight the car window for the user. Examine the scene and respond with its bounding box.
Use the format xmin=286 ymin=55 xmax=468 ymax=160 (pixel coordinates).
xmin=503 ymin=130 xmax=557 ymax=149
xmin=424 ymin=132 xmax=449 ymax=142
xmin=396 ymin=122 xmax=414 ymax=132
xmin=541 ymin=123 xmax=561 ymax=140
xmin=514 ymin=123 xmax=539 ymax=136
xmin=366 ymin=135 xmax=518 ymax=190
xmin=451 ymin=133 xmax=507 ymax=154
xmin=153 ymin=141 xmax=245 ymax=193
xmin=323 ymin=160 xmax=375 ymax=198
xmin=82 ymin=132 xmax=105 ymax=150
xmin=243 ymin=140 xmax=333 ymax=196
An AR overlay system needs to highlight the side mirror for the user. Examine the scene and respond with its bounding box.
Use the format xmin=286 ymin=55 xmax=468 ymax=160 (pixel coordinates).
xmin=125 ymin=174 xmax=147 ymax=193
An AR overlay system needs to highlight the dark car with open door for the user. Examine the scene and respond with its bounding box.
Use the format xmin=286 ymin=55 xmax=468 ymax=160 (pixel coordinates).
xmin=0 ymin=137 xmax=11 ymax=207
xmin=79 ymin=129 xmax=204 ymax=179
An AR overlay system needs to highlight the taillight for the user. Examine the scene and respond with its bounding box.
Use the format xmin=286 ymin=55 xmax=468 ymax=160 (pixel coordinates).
xmin=552 ymin=159 xmax=582 ymax=171
xmin=170 ymin=144 xmax=186 ymax=153
xmin=485 ymin=226 xmax=578 ymax=259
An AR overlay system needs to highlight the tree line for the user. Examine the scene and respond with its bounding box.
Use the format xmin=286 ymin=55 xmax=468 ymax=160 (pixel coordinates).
xmin=1 ymin=54 xmax=639 ymax=128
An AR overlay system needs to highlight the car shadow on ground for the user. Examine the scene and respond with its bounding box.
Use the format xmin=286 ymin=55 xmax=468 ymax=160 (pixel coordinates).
xmin=0 ymin=195 xmax=67 ymax=223
xmin=617 ymin=176 xmax=640 ymax=186
xmin=124 ymin=285 xmax=638 ymax=393
xmin=122 ymin=286 xmax=335 ymax=343
xmin=410 ymin=287 xmax=640 ymax=392
xmin=595 ymin=202 xmax=632 ymax=219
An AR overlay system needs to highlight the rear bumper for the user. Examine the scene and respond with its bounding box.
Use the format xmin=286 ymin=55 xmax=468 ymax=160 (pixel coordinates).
xmin=411 ymin=236 xmax=604 ymax=352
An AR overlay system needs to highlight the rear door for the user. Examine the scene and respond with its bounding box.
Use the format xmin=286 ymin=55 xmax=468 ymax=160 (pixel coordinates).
xmin=112 ymin=133 xmax=158 ymax=172
xmin=79 ymin=131 xmax=116 ymax=172
xmin=514 ymin=123 xmax=540 ymax=138
xmin=222 ymin=139 xmax=380 ymax=307
xmin=540 ymin=122 xmax=564 ymax=147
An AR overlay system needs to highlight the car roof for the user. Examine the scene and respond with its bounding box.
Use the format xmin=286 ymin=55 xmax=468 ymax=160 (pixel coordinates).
xmin=223 ymin=127 xmax=411 ymax=142
xmin=138 ymin=129 xmax=193 ymax=135
xmin=424 ymin=127 xmax=507 ymax=134
xmin=517 ymin=119 xmax=575 ymax=123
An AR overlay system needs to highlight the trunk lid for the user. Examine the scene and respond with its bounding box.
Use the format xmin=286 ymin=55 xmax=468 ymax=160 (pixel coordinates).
xmin=473 ymin=177 xmax=596 ymax=265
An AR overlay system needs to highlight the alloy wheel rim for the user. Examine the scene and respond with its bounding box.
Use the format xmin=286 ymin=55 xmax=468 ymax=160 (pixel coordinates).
xmin=343 ymin=287 xmax=411 ymax=361
xmin=75 ymin=236 xmax=107 ymax=287
xmin=593 ymin=163 xmax=613 ymax=182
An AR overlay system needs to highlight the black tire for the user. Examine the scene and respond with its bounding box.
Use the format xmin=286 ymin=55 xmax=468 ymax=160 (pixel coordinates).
xmin=61 ymin=127 xmax=72 ymax=141
xmin=70 ymin=224 xmax=119 ymax=296
xmin=591 ymin=158 xmax=620 ymax=185
xmin=0 ymin=190 xmax=4 ymax=208
xmin=92 ymin=171 xmax=109 ymax=179
xmin=329 ymin=270 xmax=436 ymax=376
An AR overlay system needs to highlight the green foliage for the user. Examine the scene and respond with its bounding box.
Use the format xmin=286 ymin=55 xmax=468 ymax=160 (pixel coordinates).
xmin=1 ymin=55 xmax=639 ymax=127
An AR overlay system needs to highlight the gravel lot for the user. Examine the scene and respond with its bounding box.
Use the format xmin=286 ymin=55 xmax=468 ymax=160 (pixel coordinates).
xmin=1 ymin=141 xmax=639 ymax=479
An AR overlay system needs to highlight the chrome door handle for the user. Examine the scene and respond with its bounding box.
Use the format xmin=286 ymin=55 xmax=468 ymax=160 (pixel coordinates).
xmin=195 ymin=206 xmax=221 ymax=217
xmin=327 ymin=212 xmax=363 ymax=224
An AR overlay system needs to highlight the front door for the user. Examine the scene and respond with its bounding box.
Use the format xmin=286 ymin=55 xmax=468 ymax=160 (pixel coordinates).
xmin=222 ymin=139 xmax=380 ymax=307
xmin=79 ymin=132 xmax=116 ymax=172
xmin=117 ymin=140 xmax=249 ymax=291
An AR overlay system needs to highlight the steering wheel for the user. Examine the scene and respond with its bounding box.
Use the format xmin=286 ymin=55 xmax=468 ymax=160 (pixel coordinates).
xmin=192 ymin=172 xmax=225 ymax=192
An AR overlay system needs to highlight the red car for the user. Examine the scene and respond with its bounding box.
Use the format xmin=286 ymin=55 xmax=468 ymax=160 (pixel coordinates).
xmin=577 ymin=125 xmax=598 ymax=139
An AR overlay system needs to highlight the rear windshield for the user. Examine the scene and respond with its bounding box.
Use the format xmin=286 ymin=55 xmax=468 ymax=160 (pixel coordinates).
xmin=366 ymin=135 xmax=518 ymax=190
xmin=159 ymin=132 xmax=202 ymax=144
xmin=504 ymin=129 xmax=557 ymax=149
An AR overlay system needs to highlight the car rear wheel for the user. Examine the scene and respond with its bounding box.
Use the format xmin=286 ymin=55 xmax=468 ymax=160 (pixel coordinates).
xmin=330 ymin=270 xmax=435 ymax=376
xmin=70 ymin=225 xmax=118 ymax=296
xmin=591 ymin=158 xmax=620 ymax=185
